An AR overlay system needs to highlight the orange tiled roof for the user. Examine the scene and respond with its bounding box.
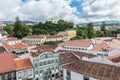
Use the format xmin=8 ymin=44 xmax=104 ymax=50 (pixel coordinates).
xmin=3 ymin=42 xmax=27 ymax=50
xmin=0 ymin=53 xmax=16 ymax=73
xmin=3 ymin=42 xmax=12 ymax=49
xmin=15 ymin=58 xmax=32 ymax=70
xmin=92 ymin=43 xmax=115 ymax=52
xmin=59 ymin=39 xmax=92 ymax=47
xmin=7 ymin=37 xmax=18 ymax=41
xmin=108 ymin=54 xmax=120 ymax=59
xmin=108 ymin=54 xmax=120 ymax=63
xmin=47 ymin=35 xmax=63 ymax=39
xmin=26 ymin=43 xmax=36 ymax=47
xmin=24 ymin=35 xmax=45 ymax=39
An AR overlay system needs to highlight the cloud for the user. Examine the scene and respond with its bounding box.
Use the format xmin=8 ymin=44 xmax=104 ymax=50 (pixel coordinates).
xmin=81 ymin=0 xmax=120 ymax=22
xmin=0 ymin=0 xmax=120 ymax=23
xmin=82 ymin=0 xmax=95 ymax=6
xmin=0 ymin=0 xmax=22 ymax=20
xmin=0 ymin=0 xmax=84 ymax=24
xmin=18 ymin=0 xmax=83 ymax=23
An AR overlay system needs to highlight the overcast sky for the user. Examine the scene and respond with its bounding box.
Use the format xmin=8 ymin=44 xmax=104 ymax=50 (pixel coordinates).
xmin=0 ymin=0 xmax=120 ymax=23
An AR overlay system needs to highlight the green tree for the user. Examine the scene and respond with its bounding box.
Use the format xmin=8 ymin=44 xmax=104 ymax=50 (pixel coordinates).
xmin=100 ymin=21 xmax=109 ymax=37
xmin=4 ymin=25 xmax=14 ymax=36
xmin=13 ymin=16 xmax=22 ymax=38
xmin=32 ymin=19 xmax=74 ymax=35
xmin=21 ymin=24 xmax=32 ymax=37
xmin=13 ymin=16 xmax=32 ymax=38
xmin=77 ymin=30 xmax=86 ymax=39
xmin=100 ymin=21 xmax=106 ymax=31
xmin=87 ymin=22 xmax=95 ymax=39
xmin=96 ymin=30 xmax=104 ymax=37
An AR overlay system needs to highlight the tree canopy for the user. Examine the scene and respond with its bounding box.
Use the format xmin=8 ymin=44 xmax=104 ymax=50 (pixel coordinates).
xmin=5 ymin=17 xmax=32 ymax=39
xmin=32 ymin=19 xmax=74 ymax=35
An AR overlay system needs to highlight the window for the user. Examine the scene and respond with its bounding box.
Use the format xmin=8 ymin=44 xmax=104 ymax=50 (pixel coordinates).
xmin=23 ymin=71 xmax=27 ymax=78
xmin=47 ymin=68 xmax=51 ymax=74
xmin=97 ymin=54 xmax=104 ymax=57
xmin=64 ymin=47 xmax=66 ymax=49
xmin=0 ymin=76 xmax=2 ymax=80
xmin=56 ymin=59 xmax=58 ymax=63
xmin=43 ymin=61 xmax=46 ymax=65
xmin=52 ymin=60 xmax=54 ymax=63
xmin=29 ymin=70 xmax=32 ymax=76
xmin=55 ymin=73 xmax=59 ymax=78
xmin=82 ymin=48 xmax=84 ymax=50
xmin=40 ymin=70 xmax=43 ymax=74
xmin=79 ymin=48 xmax=81 ymax=50
xmin=83 ymin=76 xmax=89 ymax=80
xmin=36 ymin=71 xmax=38 ymax=74
xmin=52 ymin=67 xmax=54 ymax=70
xmin=5 ymin=74 xmax=8 ymax=80
xmin=56 ymin=66 xmax=59 ymax=70
xmin=39 ymin=62 xmax=42 ymax=66
xmin=52 ymin=74 xmax=55 ymax=77
xmin=11 ymin=72 xmax=15 ymax=78
xmin=18 ymin=72 xmax=21 ymax=79
xmin=104 ymin=54 xmax=108 ymax=56
xmin=48 ymin=60 xmax=51 ymax=64
xmin=35 ymin=63 xmax=38 ymax=68
xmin=67 ymin=47 xmax=69 ymax=49
xmin=66 ymin=70 xmax=71 ymax=80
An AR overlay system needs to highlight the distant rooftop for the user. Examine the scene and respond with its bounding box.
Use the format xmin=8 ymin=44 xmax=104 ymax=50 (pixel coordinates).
xmin=59 ymin=39 xmax=92 ymax=47
xmin=58 ymin=50 xmax=96 ymax=59
xmin=91 ymin=43 xmax=115 ymax=52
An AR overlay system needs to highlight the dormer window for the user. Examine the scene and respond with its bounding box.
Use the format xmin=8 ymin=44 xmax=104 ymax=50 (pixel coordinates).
xmin=102 ymin=48 xmax=109 ymax=52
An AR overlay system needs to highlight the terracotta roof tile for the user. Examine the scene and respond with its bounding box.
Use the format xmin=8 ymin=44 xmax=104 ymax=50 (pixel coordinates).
xmin=3 ymin=42 xmax=12 ymax=49
xmin=63 ymin=60 xmax=120 ymax=80
xmin=15 ymin=58 xmax=32 ymax=70
xmin=26 ymin=43 xmax=36 ymax=47
xmin=58 ymin=50 xmax=79 ymax=65
xmin=59 ymin=39 xmax=92 ymax=47
xmin=0 ymin=53 xmax=16 ymax=73
xmin=92 ymin=43 xmax=115 ymax=52
xmin=31 ymin=49 xmax=55 ymax=57
xmin=24 ymin=35 xmax=45 ymax=39
xmin=108 ymin=54 xmax=120 ymax=63
xmin=7 ymin=37 xmax=18 ymax=41
xmin=58 ymin=50 xmax=96 ymax=59
xmin=3 ymin=42 xmax=27 ymax=50
xmin=47 ymin=35 xmax=63 ymax=39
